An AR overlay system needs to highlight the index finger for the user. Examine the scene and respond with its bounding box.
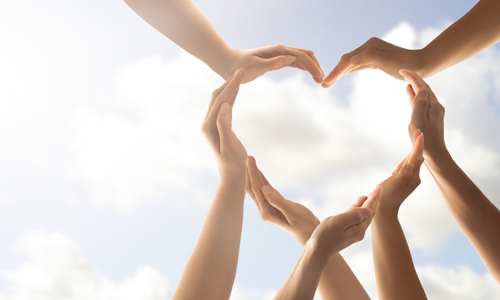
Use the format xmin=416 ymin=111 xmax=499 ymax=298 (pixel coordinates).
xmin=322 ymin=54 xmax=353 ymax=88
xmin=205 ymin=69 xmax=244 ymax=125
xmin=288 ymin=47 xmax=324 ymax=77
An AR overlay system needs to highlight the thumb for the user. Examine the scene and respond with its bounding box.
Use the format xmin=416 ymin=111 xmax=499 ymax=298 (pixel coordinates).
xmin=350 ymin=49 xmax=390 ymax=67
xmin=261 ymin=185 xmax=291 ymax=215
xmin=216 ymin=102 xmax=234 ymax=147
xmin=259 ymin=55 xmax=296 ymax=72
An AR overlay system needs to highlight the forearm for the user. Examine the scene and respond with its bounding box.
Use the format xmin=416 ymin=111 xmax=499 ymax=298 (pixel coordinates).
xmin=425 ymin=153 xmax=500 ymax=282
xmin=173 ymin=176 xmax=246 ymax=300
xmin=275 ymin=245 xmax=328 ymax=300
xmin=420 ymin=0 xmax=500 ymax=78
xmin=317 ymin=253 xmax=370 ymax=300
xmin=124 ymin=0 xmax=235 ymax=78
xmin=372 ymin=215 xmax=427 ymax=300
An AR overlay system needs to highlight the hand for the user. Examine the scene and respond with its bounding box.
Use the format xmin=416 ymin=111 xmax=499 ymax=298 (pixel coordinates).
xmin=201 ymin=69 xmax=248 ymax=180
xmin=322 ymin=37 xmax=425 ymax=88
xmin=245 ymin=156 xmax=320 ymax=246
xmin=399 ymin=69 xmax=448 ymax=160
xmin=377 ymin=130 xmax=425 ymax=215
xmin=226 ymin=45 xmax=324 ymax=84
xmin=307 ymin=186 xmax=383 ymax=261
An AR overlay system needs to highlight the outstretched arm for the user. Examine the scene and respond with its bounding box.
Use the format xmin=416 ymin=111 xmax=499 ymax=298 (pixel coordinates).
xmin=246 ymin=158 xmax=370 ymax=300
xmin=274 ymin=186 xmax=382 ymax=300
xmin=372 ymin=130 xmax=427 ymax=300
xmin=173 ymin=69 xmax=247 ymax=300
xmin=401 ymin=69 xmax=500 ymax=284
xmin=322 ymin=0 xmax=500 ymax=87
xmin=124 ymin=0 xmax=324 ymax=83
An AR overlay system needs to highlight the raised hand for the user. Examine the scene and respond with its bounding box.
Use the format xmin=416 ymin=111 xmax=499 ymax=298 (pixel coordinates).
xmin=201 ymin=68 xmax=248 ymax=180
xmin=274 ymin=187 xmax=382 ymax=300
xmin=400 ymin=69 xmax=447 ymax=161
xmin=228 ymin=45 xmax=324 ymax=84
xmin=377 ymin=129 xmax=425 ymax=215
xmin=322 ymin=38 xmax=424 ymax=88
xmin=245 ymin=156 xmax=320 ymax=246
xmin=173 ymin=69 xmax=247 ymax=300
xmin=308 ymin=186 xmax=382 ymax=260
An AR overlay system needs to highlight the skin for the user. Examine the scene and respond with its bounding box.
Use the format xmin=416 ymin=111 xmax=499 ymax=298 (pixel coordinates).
xmin=123 ymin=0 xmax=324 ymax=84
xmin=400 ymin=69 xmax=500 ymax=284
xmin=322 ymin=0 xmax=500 ymax=88
xmin=245 ymin=157 xmax=370 ymax=300
xmin=273 ymin=186 xmax=383 ymax=300
xmin=372 ymin=130 xmax=427 ymax=300
xmin=172 ymin=69 xmax=247 ymax=300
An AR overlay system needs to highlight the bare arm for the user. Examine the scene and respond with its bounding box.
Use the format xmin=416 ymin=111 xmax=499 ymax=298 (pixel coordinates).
xmin=420 ymin=0 xmax=500 ymax=77
xmin=372 ymin=130 xmax=427 ymax=300
xmin=173 ymin=70 xmax=247 ymax=299
xmin=401 ymin=69 xmax=500 ymax=284
xmin=274 ymin=187 xmax=383 ymax=300
xmin=246 ymin=158 xmax=370 ymax=300
xmin=323 ymin=0 xmax=500 ymax=87
xmin=124 ymin=0 xmax=324 ymax=83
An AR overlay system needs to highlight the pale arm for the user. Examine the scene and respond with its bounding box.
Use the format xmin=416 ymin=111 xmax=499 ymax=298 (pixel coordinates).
xmin=173 ymin=70 xmax=247 ymax=299
xmin=124 ymin=0 xmax=324 ymax=83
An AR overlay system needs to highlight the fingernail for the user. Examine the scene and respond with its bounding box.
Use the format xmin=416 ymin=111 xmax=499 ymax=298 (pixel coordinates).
xmin=362 ymin=208 xmax=372 ymax=216
xmin=261 ymin=186 xmax=272 ymax=196
xmin=418 ymin=88 xmax=427 ymax=96
xmin=405 ymin=164 xmax=415 ymax=172
xmin=283 ymin=56 xmax=296 ymax=65
xmin=220 ymin=102 xmax=230 ymax=114
xmin=350 ymin=55 xmax=360 ymax=64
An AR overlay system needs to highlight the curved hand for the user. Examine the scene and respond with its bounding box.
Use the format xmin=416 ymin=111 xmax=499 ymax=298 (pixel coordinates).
xmin=322 ymin=37 xmax=424 ymax=88
xmin=400 ymin=69 xmax=447 ymax=160
xmin=245 ymin=156 xmax=320 ymax=246
xmin=309 ymin=185 xmax=382 ymax=260
xmin=377 ymin=129 xmax=425 ymax=215
xmin=229 ymin=45 xmax=324 ymax=84
xmin=274 ymin=187 xmax=382 ymax=300
xmin=201 ymin=68 xmax=248 ymax=180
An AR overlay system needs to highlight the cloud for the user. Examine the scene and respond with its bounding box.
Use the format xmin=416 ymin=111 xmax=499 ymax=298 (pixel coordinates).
xmin=0 ymin=231 xmax=172 ymax=300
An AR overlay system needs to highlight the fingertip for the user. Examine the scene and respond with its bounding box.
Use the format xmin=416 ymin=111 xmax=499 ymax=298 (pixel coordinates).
xmin=261 ymin=185 xmax=273 ymax=197
xmin=248 ymin=155 xmax=256 ymax=163
xmin=314 ymin=76 xmax=324 ymax=83
xmin=362 ymin=208 xmax=372 ymax=217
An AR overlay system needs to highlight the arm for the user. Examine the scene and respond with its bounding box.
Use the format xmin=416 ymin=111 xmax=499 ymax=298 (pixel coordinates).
xmin=372 ymin=130 xmax=427 ymax=300
xmin=173 ymin=69 xmax=247 ymax=300
xmin=274 ymin=187 xmax=383 ymax=300
xmin=400 ymin=69 xmax=500 ymax=284
xmin=246 ymin=158 xmax=370 ymax=300
xmin=123 ymin=0 xmax=324 ymax=83
xmin=322 ymin=0 xmax=500 ymax=87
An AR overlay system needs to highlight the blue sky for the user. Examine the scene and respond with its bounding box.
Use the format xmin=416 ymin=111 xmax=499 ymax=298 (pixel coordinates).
xmin=1 ymin=0 xmax=500 ymax=299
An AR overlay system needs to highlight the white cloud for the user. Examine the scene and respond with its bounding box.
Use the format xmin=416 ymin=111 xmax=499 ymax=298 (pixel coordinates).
xmin=0 ymin=232 xmax=172 ymax=300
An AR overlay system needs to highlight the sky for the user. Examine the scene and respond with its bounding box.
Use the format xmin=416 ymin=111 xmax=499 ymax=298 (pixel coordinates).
xmin=0 ymin=0 xmax=500 ymax=299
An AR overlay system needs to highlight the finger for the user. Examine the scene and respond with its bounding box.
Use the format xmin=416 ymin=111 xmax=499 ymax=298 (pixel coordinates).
xmin=216 ymin=102 xmax=237 ymax=151
xmin=259 ymin=170 xmax=271 ymax=186
xmin=205 ymin=69 xmax=244 ymax=126
xmin=288 ymin=62 xmax=306 ymax=71
xmin=335 ymin=207 xmax=372 ymax=232
xmin=288 ymin=47 xmax=324 ymax=77
xmin=407 ymin=131 xmax=424 ymax=166
xmin=392 ymin=157 xmax=407 ymax=176
xmin=361 ymin=185 xmax=383 ymax=212
xmin=399 ymin=69 xmax=429 ymax=94
xmin=227 ymin=86 xmax=240 ymax=107
xmin=410 ymin=86 xmax=431 ymax=123
xmin=406 ymin=84 xmax=415 ymax=102
xmin=261 ymin=185 xmax=291 ymax=217
xmin=204 ymin=70 xmax=238 ymax=120
xmin=287 ymin=50 xmax=324 ymax=83
xmin=247 ymin=157 xmax=274 ymax=212
xmin=322 ymin=54 xmax=352 ymax=88
xmin=350 ymin=195 xmax=368 ymax=208
xmin=245 ymin=157 xmax=260 ymax=209
xmin=257 ymin=55 xmax=297 ymax=73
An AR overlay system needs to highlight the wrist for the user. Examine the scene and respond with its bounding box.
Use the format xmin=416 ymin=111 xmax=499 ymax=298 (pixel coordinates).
xmin=424 ymin=149 xmax=454 ymax=171
xmin=219 ymin=171 xmax=246 ymax=186
xmin=415 ymin=47 xmax=434 ymax=78
xmin=219 ymin=47 xmax=241 ymax=80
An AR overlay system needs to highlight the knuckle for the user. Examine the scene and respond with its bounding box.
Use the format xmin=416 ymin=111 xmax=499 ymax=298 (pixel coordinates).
xmin=275 ymin=44 xmax=287 ymax=51
xmin=211 ymin=89 xmax=220 ymax=98
xmin=201 ymin=121 xmax=209 ymax=133
xmin=368 ymin=37 xmax=381 ymax=44
xmin=340 ymin=54 xmax=350 ymax=61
